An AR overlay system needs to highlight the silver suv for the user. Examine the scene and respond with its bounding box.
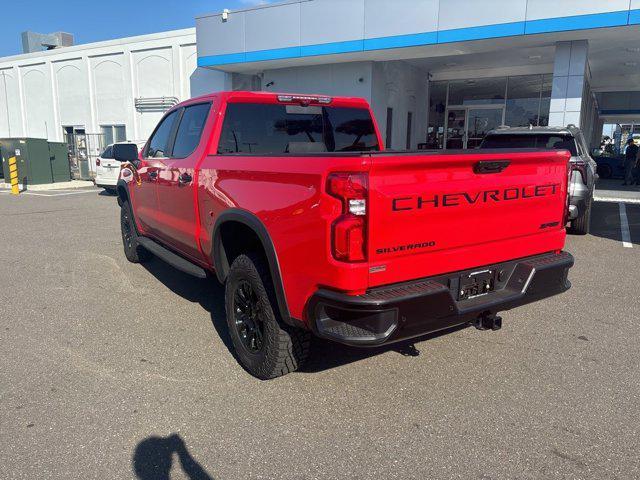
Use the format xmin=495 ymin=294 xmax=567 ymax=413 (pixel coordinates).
xmin=479 ymin=125 xmax=596 ymax=235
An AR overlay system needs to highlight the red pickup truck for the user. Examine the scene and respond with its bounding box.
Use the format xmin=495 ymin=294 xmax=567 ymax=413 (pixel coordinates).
xmin=114 ymin=91 xmax=574 ymax=379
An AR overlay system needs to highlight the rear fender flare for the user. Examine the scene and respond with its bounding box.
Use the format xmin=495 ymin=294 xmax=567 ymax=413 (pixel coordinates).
xmin=212 ymin=209 xmax=295 ymax=327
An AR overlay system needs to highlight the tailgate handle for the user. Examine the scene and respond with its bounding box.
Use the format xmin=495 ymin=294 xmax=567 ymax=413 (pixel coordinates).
xmin=474 ymin=160 xmax=511 ymax=174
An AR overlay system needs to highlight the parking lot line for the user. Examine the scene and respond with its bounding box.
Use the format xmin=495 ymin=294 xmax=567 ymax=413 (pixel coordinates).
xmin=594 ymin=196 xmax=640 ymax=204
xmin=619 ymin=203 xmax=633 ymax=248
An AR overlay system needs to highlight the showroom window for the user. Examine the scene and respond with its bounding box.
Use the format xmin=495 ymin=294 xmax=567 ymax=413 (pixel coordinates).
xmin=505 ymin=75 xmax=553 ymax=127
xmin=428 ymin=74 xmax=553 ymax=149
xmin=101 ymin=125 xmax=126 ymax=146
xmin=448 ymin=77 xmax=507 ymax=106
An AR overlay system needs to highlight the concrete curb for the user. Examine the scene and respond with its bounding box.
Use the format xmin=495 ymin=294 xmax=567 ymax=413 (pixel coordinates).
xmin=0 ymin=180 xmax=95 ymax=191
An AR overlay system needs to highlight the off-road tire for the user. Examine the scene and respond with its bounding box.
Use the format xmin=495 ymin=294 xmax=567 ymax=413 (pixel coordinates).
xmin=225 ymin=253 xmax=310 ymax=379
xmin=120 ymin=200 xmax=152 ymax=263
xmin=569 ymin=198 xmax=592 ymax=235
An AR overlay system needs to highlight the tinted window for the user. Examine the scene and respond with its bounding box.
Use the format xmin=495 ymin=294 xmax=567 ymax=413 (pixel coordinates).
xmin=146 ymin=110 xmax=178 ymax=158
xmin=172 ymin=103 xmax=210 ymax=158
xmin=218 ymin=103 xmax=379 ymax=154
xmin=101 ymin=146 xmax=113 ymax=159
xmin=480 ymin=134 xmax=578 ymax=156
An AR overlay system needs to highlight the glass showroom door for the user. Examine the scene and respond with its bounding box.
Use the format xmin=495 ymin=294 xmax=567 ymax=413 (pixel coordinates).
xmin=466 ymin=107 xmax=504 ymax=149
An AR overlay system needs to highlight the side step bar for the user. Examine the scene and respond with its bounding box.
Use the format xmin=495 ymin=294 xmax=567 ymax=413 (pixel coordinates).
xmin=137 ymin=237 xmax=208 ymax=279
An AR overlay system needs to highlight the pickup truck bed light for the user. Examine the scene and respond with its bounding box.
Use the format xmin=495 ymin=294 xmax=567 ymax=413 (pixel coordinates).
xmin=277 ymin=95 xmax=332 ymax=105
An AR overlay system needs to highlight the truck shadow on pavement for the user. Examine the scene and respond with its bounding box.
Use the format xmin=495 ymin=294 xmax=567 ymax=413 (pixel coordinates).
xmin=133 ymin=433 xmax=214 ymax=480
xmin=141 ymin=258 xmax=463 ymax=374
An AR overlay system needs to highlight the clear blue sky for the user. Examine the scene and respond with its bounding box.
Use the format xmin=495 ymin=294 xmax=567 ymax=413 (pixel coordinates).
xmin=0 ymin=0 xmax=271 ymax=57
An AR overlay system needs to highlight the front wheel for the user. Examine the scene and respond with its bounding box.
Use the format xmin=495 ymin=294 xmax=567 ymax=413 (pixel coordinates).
xmin=120 ymin=200 xmax=152 ymax=263
xmin=225 ymin=254 xmax=310 ymax=379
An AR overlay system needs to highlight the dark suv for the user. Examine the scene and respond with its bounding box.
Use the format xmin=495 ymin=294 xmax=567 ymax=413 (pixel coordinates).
xmin=480 ymin=125 xmax=596 ymax=235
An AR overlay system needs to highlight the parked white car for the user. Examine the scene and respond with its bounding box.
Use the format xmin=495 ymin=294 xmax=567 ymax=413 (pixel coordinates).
xmin=95 ymin=142 xmax=144 ymax=192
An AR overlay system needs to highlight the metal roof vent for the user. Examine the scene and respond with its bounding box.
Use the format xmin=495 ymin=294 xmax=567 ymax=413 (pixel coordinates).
xmin=134 ymin=97 xmax=179 ymax=113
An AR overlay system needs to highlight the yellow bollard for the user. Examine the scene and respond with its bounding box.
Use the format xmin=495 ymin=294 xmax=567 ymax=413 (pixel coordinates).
xmin=8 ymin=156 xmax=19 ymax=195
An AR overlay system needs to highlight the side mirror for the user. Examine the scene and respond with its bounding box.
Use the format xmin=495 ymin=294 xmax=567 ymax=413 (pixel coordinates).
xmin=113 ymin=143 xmax=139 ymax=162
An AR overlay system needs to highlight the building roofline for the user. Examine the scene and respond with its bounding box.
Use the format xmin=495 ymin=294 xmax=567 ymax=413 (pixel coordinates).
xmin=0 ymin=27 xmax=195 ymax=64
xmin=196 ymin=0 xmax=310 ymax=20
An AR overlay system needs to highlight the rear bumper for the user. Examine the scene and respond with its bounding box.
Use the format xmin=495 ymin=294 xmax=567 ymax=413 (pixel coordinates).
xmin=95 ymin=168 xmax=119 ymax=187
xmin=307 ymin=251 xmax=573 ymax=346
xmin=95 ymin=177 xmax=118 ymax=188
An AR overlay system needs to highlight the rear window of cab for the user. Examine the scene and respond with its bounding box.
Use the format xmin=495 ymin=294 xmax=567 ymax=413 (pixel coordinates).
xmin=218 ymin=103 xmax=380 ymax=155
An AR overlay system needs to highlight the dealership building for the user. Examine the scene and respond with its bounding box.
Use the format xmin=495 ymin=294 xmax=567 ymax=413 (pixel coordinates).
xmin=2 ymin=0 xmax=640 ymax=161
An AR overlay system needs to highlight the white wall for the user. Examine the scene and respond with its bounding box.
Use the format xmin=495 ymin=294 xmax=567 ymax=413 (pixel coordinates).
xmin=261 ymin=62 xmax=374 ymax=99
xmin=22 ymin=64 xmax=55 ymax=139
xmin=0 ymin=28 xmax=197 ymax=144
xmin=55 ymin=59 xmax=90 ymax=127
xmin=92 ymin=54 xmax=128 ymax=126
xmin=372 ymin=61 xmax=428 ymax=150
xmin=0 ymin=69 xmax=22 ymax=137
xmin=190 ymin=68 xmax=232 ymax=97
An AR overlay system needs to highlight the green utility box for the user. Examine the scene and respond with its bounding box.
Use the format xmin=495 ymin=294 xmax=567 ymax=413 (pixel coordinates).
xmin=0 ymin=138 xmax=71 ymax=185
xmin=48 ymin=142 xmax=71 ymax=182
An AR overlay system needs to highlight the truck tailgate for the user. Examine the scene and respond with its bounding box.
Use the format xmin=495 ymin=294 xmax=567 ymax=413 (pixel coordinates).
xmin=367 ymin=150 xmax=570 ymax=287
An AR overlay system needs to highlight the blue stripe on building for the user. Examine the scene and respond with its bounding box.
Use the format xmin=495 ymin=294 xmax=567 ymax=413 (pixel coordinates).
xmin=198 ymin=10 xmax=640 ymax=67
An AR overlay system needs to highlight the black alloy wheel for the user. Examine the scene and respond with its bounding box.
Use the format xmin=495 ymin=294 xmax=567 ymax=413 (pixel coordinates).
xmin=232 ymin=280 xmax=266 ymax=354
xmin=224 ymin=253 xmax=311 ymax=379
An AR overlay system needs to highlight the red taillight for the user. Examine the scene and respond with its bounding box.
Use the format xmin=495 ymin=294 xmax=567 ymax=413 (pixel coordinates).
xmin=96 ymin=158 xmax=101 ymax=166
xmin=327 ymin=173 xmax=368 ymax=262
xmin=571 ymin=160 xmax=587 ymax=183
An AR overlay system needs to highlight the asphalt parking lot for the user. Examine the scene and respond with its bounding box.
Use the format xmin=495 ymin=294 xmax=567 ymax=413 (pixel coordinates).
xmin=1 ymin=188 xmax=639 ymax=479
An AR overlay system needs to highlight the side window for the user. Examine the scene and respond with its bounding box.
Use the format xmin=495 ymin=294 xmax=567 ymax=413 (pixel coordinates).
xmin=172 ymin=103 xmax=211 ymax=158
xmin=101 ymin=146 xmax=113 ymax=159
xmin=146 ymin=110 xmax=178 ymax=158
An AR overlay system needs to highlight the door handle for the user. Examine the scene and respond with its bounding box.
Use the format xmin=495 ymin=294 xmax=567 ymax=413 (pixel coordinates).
xmin=178 ymin=173 xmax=192 ymax=184
xmin=148 ymin=171 xmax=158 ymax=180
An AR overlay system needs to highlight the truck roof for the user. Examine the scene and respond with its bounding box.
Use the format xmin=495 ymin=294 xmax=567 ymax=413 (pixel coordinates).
xmin=185 ymin=90 xmax=372 ymax=109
